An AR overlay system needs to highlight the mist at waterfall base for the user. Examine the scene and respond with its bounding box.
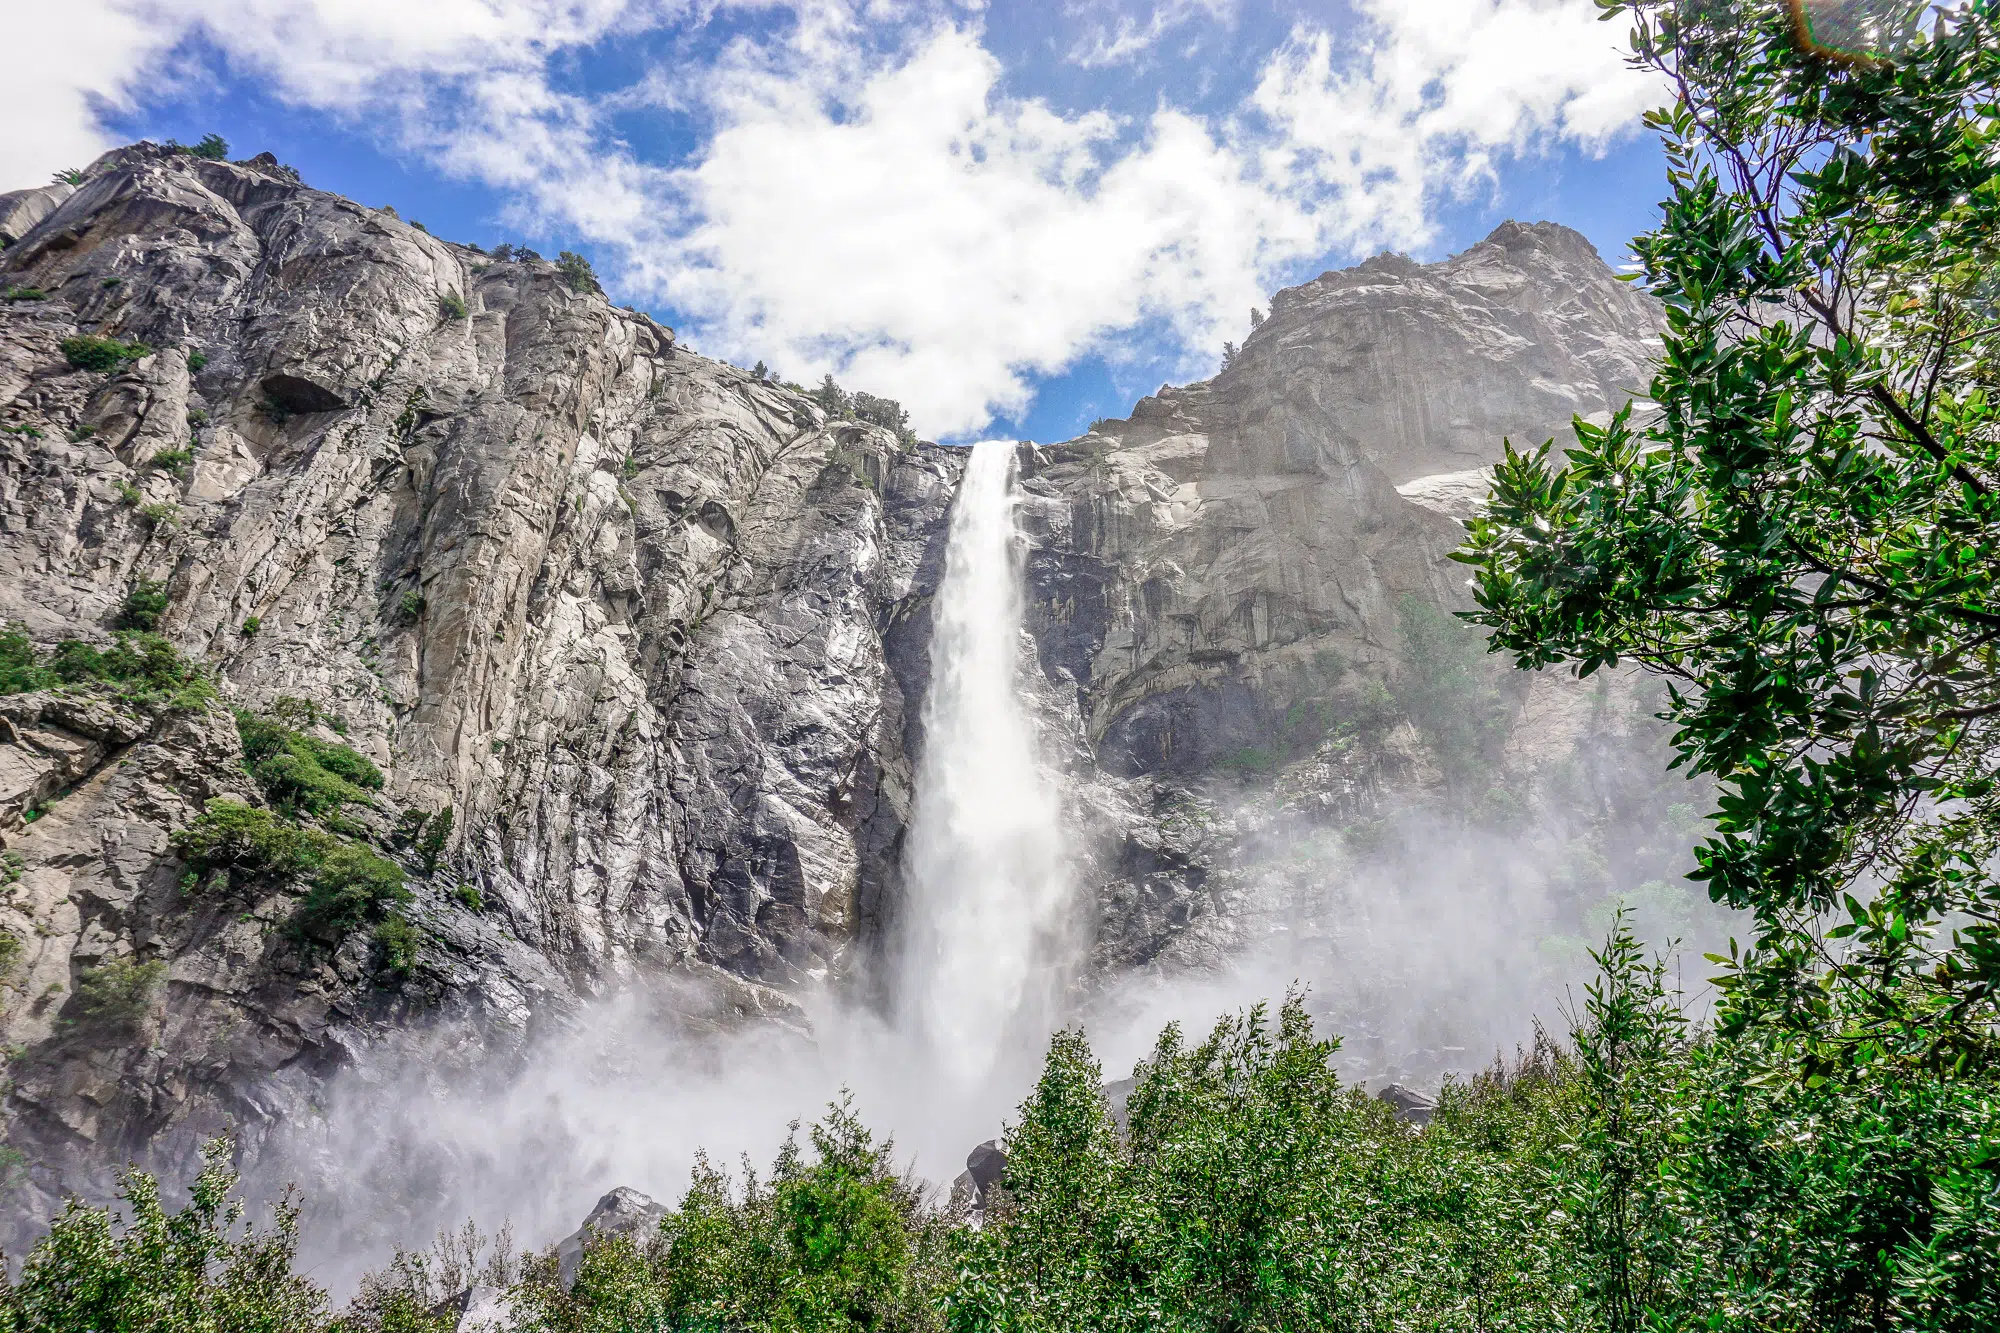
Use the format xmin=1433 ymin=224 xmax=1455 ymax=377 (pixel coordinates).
xmin=280 ymin=440 xmax=1736 ymax=1290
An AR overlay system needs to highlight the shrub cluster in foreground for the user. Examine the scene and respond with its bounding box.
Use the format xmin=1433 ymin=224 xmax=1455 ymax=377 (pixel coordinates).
xmin=4 ymin=923 xmax=1993 ymax=1333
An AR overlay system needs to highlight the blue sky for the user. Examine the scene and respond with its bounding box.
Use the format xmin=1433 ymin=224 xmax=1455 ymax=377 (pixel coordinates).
xmin=12 ymin=1 xmax=1668 ymax=443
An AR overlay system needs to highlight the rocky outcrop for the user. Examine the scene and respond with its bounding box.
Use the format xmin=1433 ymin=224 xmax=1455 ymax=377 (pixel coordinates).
xmin=0 ymin=143 xmax=961 ymax=1238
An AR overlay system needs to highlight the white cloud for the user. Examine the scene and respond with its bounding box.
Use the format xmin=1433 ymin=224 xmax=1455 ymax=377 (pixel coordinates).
xmin=2 ymin=8 xmax=182 ymax=185
xmin=1064 ymin=0 xmax=1240 ymax=69
xmin=4 ymin=0 xmax=1662 ymax=438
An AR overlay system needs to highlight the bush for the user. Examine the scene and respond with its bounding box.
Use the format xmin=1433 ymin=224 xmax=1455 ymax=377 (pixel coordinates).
xmin=72 ymin=958 xmax=167 ymax=1026
xmin=45 ymin=631 xmax=212 ymax=708
xmin=147 ymin=447 xmax=193 ymax=478
xmin=172 ymin=800 xmax=332 ymax=881
xmin=1392 ymin=594 xmax=1509 ymax=790
xmin=0 ymin=623 xmax=57 ymax=694
xmin=438 ymin=292 xmax=467 ymax=321
xmin=116 ymin=579 xmax=170 ymax=631
xmin=178 ymin=133 xmax=230 ymax=160
xmin=2 ymin=1138 xmax=327 ymax=1332
xmin=241 ymin=616 xmax=261 ymax=638
xmin=556 ymin=250 xmax=600 ymax=295
xmin=297 ymin=842 xmax=407 ymax=937
xmin=137 ymin=501 xmax=180 ymax=529
xmin=236 ymin=710 xmax=384 ymax=817
xmin=187 ymin=350 xmax=209 ymax=372
xmin=511 ymin=1095 xmax=949 ymax=1333
xmin=3 ymin=287 xmax=47 ymax=302
xmin=399 ymin=590 xmax=425 ymax=622
xmin=373 ymin=913 xmax=422 ymax=976
xmin=61 ymin=335 xmax=153 ymax=373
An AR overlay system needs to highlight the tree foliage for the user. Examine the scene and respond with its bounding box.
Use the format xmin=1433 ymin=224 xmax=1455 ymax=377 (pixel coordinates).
xmin=0 ymin=1139 xmax=326 ymax=1333
xmin=1461 ymin=0 xmax=2000 ymax=1071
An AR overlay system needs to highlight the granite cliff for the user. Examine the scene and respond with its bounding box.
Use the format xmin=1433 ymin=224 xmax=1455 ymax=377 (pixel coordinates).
xmin=0 ymin=144 xmax=1668 ymax=1243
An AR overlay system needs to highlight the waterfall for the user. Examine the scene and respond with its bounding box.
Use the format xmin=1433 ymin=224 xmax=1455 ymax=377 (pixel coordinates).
xmin=898 ymin=440 xmax=1071 ymax=1083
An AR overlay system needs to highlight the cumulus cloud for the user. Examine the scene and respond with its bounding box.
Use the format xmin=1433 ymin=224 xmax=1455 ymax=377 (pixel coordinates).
xmin=8 ymin=0 xmax=1662 ymax=437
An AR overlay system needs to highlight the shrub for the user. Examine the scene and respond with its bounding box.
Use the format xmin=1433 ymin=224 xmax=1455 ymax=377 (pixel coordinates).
xmin=2 ymin=287 xmax=46 ymax=302
xmin=0 ymin=928 xmax=20 ymax=976
xmin=2 ymin=1138 xmax=327 ymax=1332
xmin=100 ymin=277 xmax=122 ymax=289
xmin=61 ymin=335 xmax=153 ymax=373
xmin=147 ymin=447 xmax=193 ymax=478
xmin=46 ymin=631 xmax=212 ymax=708
xmin=138 ymin=501 xmax=181 ymax=529
xmin=172 ymin=800 xmax=332 ymax=881
xmin=181 ymin=133 xmax=230 ymax=160
xmin=236 ymin=710 xmax=383 ymax=817
xmin=0 ymin=623 xmax=57 ymax=695
xmin=117 ymin=579 xmax=169 ymax=631
xmin=241 ymin=616 xmax=261 ymax=638
xmin=50 ymin=167 xmax=83 ymax=185
xmin=297 ymin=842 xmax=407 ymax=937
xmin=72 ymin=958 xmax=167 ymax=1026
xmin=114 ymin=480 xmax=141 ymax=505
xmin=69 ymin=424 xmax=96 ymax=442
xmin=556 ymin=250 xmax=600 ymax=294
xmin=438 ymin=292 xmax=467 ymax=321
xmin=511 ymin=1095 xmax=948 ymax=1333
xmin=399 ymin=590 xmax=425 ymax=622
xmin=187 ymin=350 xmax=209 ymax=372
xmin=452 ymin=884 xmax=482 ymax=912
xmin=373 ymin=913 xmax=422 ymax=976
xmin=1 ymin=850 xmax=23 ymax=885
xmin=1392 ymin=594 xmax=1509 ymax=789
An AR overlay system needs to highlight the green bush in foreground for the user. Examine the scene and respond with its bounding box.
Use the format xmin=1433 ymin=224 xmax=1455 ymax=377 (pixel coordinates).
xmin=0 ymin=1138 xmax=326 ymax=1333
xmin=3 ymin=923 xmax=1994 ymax=1333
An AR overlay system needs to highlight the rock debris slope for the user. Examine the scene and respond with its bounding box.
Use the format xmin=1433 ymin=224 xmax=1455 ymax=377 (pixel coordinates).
xmin=0 ymin=144 xmax=960 ymax=1237
xmin=0 ymin=143 xmax=1665 ymax=1238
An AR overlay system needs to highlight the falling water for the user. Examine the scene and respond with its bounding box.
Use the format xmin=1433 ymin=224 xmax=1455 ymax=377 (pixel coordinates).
xmin=898 ymin=440 xmax=1072 ymax=1083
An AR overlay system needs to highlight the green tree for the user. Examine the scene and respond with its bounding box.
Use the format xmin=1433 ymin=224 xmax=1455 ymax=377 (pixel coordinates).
xmin=0 ymin=1138 xmax=328 ymax=1333
xmin=1460 ymin=0 xmax=2000 ymax=1069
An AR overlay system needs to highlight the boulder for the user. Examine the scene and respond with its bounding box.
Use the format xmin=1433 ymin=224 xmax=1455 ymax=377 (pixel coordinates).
xmin=1375 ymin=1083 xmax=1438 ymax=1126
xmin=556 ymin=1187 xmax=669 ymax=1285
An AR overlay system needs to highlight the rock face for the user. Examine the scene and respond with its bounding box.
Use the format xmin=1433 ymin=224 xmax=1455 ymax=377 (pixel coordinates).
xmin=1012 ymin=221 xmax=1664 ymax=970
xmin=0 ymin=144 xmax=1666 ymax=1244
xmin=0 ymin=143 xmax=961 ymax=1241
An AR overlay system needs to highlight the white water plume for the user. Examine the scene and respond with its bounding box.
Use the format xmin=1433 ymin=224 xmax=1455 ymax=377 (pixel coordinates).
xmin=896 ymin=440 xmax=1073 ymax=1084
